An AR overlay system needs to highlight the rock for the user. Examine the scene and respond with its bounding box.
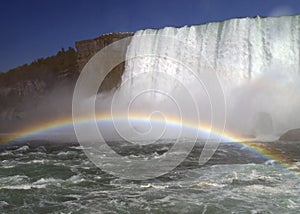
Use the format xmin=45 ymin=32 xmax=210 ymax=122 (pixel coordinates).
xmin=75 ymin=32 xmax=133 ymax=72
xmin=75 ymin=32 xmax=133 ymax=92
xmin=14 ymin=80 xmax=46 ymax=97
xmin=279 ymin=128 xmax=300 ymax=141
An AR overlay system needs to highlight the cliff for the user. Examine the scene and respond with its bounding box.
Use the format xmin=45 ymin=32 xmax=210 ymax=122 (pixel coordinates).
xmin=76 ymin=32 xmax=133 ymax=92
xmin=0 ymin=32 xmax=133 ymax=131
xmin=76 ymin=32 xmax=133 ymax=71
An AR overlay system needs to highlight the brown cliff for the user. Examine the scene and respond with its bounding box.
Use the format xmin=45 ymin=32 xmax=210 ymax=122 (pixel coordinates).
xmin=76 ymin=32 xmax=133 ymax=92
xmin=0 ymin=32 xmax=133 ymax=130
xmin=76 ymin=32 xmax=133 ymax=71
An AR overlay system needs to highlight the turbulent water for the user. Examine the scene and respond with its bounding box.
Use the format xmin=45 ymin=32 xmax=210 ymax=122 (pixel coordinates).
xmin=0 ymin=140 xmax=300 ymax=213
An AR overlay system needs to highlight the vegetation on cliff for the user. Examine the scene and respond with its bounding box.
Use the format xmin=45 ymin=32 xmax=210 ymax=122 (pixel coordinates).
xmin=0 ymin=47 xmax=78 ymax=87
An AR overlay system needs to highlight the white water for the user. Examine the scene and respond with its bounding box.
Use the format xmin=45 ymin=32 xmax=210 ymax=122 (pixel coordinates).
xmin=119 ymin=15 xmax=300 ymax=138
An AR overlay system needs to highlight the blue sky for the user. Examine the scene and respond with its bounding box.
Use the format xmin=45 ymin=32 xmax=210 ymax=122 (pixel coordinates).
xmin=0 ymin=0 xmax=299 ymax=72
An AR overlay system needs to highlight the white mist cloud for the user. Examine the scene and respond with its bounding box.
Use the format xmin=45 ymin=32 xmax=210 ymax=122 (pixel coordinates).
xmin=269 ymin=6 xmax=294 ymax=17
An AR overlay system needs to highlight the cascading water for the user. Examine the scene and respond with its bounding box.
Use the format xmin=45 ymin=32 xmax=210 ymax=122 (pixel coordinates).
xmin=118 ymin=15 xmax=300 ymax=139
xmin=72 ymin=14 xmax=300 ymax=180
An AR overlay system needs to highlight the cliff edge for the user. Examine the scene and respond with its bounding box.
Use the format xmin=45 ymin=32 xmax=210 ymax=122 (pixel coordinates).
xmin=0 ymin=32 xmax=133 ymax=131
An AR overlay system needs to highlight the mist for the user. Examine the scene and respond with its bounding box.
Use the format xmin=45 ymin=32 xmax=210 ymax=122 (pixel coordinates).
xmin=0 ymin=79 xmax=75 ymax=135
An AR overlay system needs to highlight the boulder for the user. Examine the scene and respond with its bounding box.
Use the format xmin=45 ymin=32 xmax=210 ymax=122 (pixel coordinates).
xmin=279 ymin=128 xmax=300 ymax=141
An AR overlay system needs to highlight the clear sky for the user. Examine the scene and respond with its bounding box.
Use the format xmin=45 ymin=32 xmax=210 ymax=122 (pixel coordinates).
xmin=0 ymin=0 xmax=299 ymax=72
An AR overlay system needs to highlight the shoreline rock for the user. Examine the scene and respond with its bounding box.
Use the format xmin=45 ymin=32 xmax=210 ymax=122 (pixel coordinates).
xmin=279 ymin=128 xmax=300 ymax=141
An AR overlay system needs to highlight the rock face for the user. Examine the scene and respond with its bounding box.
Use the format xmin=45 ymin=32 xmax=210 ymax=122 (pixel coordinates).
xmin=279 ymin=128 xmax=300 ymax=141
xmin=76 ymin=32 xmax=133 ymax=92
xmin=0 ymin=32 xmax=133 ymax=131
xmin=0 ymin=79 xmax=47 ymax=120
xmin=75 ymin=32 xmax=133 ymax=71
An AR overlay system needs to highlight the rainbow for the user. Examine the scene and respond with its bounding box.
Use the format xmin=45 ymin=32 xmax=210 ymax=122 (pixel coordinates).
xmin=0 ymin=113 xmax=296 ymax=170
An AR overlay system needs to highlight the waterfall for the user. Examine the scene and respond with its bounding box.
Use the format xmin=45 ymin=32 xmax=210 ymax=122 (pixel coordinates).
xmin=113 ymin=15 xmax=300 ymax=139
